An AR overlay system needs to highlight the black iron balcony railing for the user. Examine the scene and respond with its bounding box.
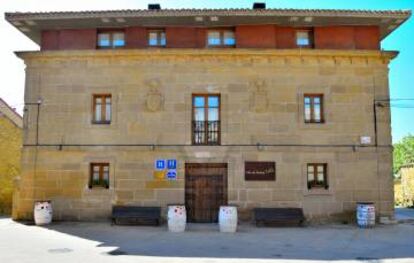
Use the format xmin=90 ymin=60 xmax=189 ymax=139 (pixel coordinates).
xmin=192 ymin=121 xmax=220 ymax=145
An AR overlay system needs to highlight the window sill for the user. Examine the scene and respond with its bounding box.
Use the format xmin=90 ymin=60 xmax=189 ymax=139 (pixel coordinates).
xmin=192 ymin=143 xmax=221 ymax=146
xmin=97 ymin=46 xmax=126 ymax=49
xmin=304 ymin=188 xmax=332 ymax=196
xmin=85 ymin=186 xmax=113 ymax=195
xmin=304 ymin=121 xmax=325 ymax=124
xmin=88 ymin=186 xmax=110 ymax=191
xmin=89 ymin=184 xmax=109 ymax=188
xmin=245 ymin=179 xmax=276 ymax=182
xmin=91 ymin=121 xmax=111 ymax=125
xmin=299 ymin=122 xmax=331 ymax=131
xmin=207 ymin=46 xmax=236 ymax=48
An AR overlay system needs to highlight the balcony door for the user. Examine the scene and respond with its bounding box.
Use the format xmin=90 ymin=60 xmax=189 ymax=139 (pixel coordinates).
xmin=192 ymin=94 xmax=220 ymax=145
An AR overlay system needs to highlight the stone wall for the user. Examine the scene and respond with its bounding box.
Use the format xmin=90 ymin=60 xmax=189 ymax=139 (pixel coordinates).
xmin=13 ymin=49 xmax=395 ymax=222
xmin=0 ymin=115 xmax=22 ymax=214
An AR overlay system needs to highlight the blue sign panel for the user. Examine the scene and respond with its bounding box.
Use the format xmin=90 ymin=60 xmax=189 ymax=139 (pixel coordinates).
xmin=167 ymin=159 xmax=177 ymax=170
xmin=155 ymin=159 xmax=165 ymax=170
xmin=166 ymin=170 xmax=177 ymax=180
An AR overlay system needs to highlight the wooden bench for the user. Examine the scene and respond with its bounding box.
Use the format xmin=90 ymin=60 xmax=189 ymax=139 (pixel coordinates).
xmin=111 ymin=206 xmax=161 ymax=226
xmin=254 ymin=208 xmax=305 ymax=227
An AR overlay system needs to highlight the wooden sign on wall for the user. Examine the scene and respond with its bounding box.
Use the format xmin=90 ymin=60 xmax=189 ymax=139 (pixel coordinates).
xmin=245 ymin=162 xmax=276 ymax=181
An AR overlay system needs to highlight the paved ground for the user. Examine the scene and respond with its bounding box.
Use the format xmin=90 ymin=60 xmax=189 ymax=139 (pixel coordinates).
xmin=1 ymin=217 xmax=414 ymax=263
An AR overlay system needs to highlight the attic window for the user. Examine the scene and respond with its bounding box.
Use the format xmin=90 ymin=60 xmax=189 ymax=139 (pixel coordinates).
xmin=97 ymin=31 xmax=125 ymax=48
xmin=148 ymin=29 xmax=166 ymax=47
xmin=207 ymin=29 xmax=235 ymax=47
xmin=296 ymin=30 xmax=313 ymax=48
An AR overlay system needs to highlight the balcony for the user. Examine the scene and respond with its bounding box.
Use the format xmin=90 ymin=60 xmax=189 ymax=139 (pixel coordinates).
xmin=192 ymin=121 xmax=220 ymax=145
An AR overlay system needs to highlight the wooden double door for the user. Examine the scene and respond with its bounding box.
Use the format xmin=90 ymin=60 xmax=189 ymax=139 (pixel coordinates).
xmin=185 ymin=163 xmax=227 ymax=223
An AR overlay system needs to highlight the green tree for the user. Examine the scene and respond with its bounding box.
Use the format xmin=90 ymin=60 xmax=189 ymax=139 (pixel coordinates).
xmin=393 ymin=135 xmax=414 ymax=174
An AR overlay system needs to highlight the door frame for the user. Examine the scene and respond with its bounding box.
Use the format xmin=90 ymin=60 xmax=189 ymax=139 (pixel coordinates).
xmin=185 ymin=163 xmax=228 ymax=223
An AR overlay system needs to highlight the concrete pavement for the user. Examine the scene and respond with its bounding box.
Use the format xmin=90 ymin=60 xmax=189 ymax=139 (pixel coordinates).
xmin=0 ymin=217 xmax=413 ymax=263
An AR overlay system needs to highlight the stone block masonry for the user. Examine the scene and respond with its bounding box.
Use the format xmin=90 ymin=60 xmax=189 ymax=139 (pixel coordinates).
xmin=13 ymin=49 xmax=395 ymax=222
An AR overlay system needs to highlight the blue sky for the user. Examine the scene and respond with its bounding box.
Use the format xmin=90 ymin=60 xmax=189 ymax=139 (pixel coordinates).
xmin=0 ymin=0 xmax=412 ymax=142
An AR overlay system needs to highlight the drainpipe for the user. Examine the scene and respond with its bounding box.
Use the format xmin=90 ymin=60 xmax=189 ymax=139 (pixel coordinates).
xmin=373 ymin=100 xmax=378 ymax=147
xmin=25 ymin=99 xmax=42 ymax=145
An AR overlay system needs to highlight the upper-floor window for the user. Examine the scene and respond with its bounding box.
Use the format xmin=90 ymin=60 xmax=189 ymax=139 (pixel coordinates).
xmin=192 ymin=94 xmax=220 ymax=145
xmin=89 ymin=163 xmax=109 ymax=189
xmin=148 ymin=29 xmax=166 ymax=47
xmin=307 ymin=163 xmax=328 ymax=189
xmin=296 ymin=30 xmax=313 ymax=48
xmin=304 ymin=94 xmax=324 ymax=123
xmin=93 ymin=94 xmax=111 ymax=124
xmin=97 ymin=31 xmax=125 ymax=49
xmin=207 ymin=29 xmax=236 ymax=47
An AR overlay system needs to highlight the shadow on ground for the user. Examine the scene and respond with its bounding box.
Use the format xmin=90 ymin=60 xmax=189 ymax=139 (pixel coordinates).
xmin=36 ymin=219 xmax=414 ymax=261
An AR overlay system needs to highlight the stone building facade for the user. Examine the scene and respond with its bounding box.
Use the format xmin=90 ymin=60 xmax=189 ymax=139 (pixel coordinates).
xmin=0 ymin=98 xmax=22 ymax=214
xmin=5 ymin=6 xmax=411 ymax=222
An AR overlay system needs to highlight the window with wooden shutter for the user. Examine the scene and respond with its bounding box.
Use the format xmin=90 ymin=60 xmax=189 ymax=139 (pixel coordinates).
xmin=304 ymin=94 xmax=324 ymax=123
xmin=92 ymin=94 xmax=111 ymax=124
xmin=307 ymin=163 xmax=328 ymax=189
xmin=89 ymin=163 xmax=110 ymax=189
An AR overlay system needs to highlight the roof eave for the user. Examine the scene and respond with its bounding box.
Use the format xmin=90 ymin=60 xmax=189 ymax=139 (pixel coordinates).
xmin=4 ymin=8 xmax=411 ymax=45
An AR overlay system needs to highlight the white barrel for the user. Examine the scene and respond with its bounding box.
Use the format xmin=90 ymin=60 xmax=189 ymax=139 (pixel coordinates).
xmin=356 ymin=202 xmax=375 ymax=228
xmin=167 ymin=205 xmax=186 ymax=232
xmin=219 ymin=206 xmax=238 ymax=233
xmin=34 ymin=200 xmax=53 ymax=225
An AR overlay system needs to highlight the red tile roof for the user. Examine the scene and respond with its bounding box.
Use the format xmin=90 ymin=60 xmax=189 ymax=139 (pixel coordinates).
xmin=5 ymin=8 xmax=411 ymax=19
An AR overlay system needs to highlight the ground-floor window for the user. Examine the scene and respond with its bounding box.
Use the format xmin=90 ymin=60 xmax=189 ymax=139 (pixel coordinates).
xmin=89 ymin=163 xmax=110 ymax=188
xmin=307 ymin=163 xmax=328 ymax=189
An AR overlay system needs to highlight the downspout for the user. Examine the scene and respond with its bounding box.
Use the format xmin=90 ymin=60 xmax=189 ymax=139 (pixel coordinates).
xmin=373 ymin=100 xmax=378 ymax=147
xmin=25 ymin=100 xmax=42 ymax=146
xmin=25 ymin=99 xmax=42 ymax=220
